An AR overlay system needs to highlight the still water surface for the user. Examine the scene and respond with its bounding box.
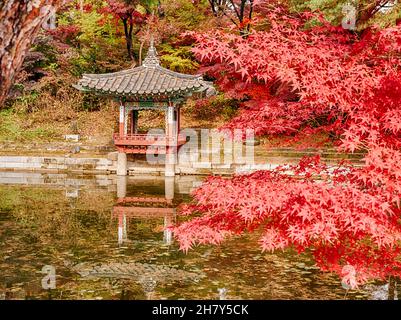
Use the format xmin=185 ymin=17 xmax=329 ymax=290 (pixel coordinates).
xmin=0 ymin=172 xmax=397 ymax=300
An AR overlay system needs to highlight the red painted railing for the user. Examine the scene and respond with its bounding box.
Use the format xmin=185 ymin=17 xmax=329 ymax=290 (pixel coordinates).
xmin=113 ymin=206 xmax=175 ymax=217
xmin=113 ymin=133 xmax=187 ymax=146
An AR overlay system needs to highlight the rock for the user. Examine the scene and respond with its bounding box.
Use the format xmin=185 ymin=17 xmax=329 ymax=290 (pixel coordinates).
xmin=71 ymin=146 xmax=80 ymax=154
xmin=243 ymin=138 xmax=261 ymax=146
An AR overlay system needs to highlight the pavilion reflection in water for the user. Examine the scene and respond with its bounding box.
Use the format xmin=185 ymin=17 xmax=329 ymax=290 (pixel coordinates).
xmin=113 ymin=176 xmax=179 ymax=245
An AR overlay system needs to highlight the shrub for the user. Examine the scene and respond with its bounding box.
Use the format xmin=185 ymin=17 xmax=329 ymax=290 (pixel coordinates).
xmin=185 ymin=94 xmax=239 ymax=121
xmin=159 ymin=45 xmax=199 ymax=73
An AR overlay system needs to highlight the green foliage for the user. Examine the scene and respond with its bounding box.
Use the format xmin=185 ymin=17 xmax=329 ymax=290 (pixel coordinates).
xmin=160 ymin=0 xmax=209 ymax=34
xmin=0 ymin=109 xmax=57 ymax=142
xmin=14 ymin=91 xmax=40 ymax=109
xmin=159 ymin=45 xmax=199 ymax=73
xmin=44 ymin=62 xmax=60 ymax=71
xmin=186 ymin=94 xmax=240 ymax=121
xmin=81 ymin=93 xmax=102 ymax=112
xmin=56 ymin=2 xmax=126 ymax=76
xmin=77 ymin=10 xmax=118 ymax=46
xmin=289 ymin=0 xmax=349 ymax=25
xmin=138 ymin=0 xmax=159 ymax=13
xmin=30 ymin=34 xmax=59 ymax=70
xmin=0 ymin=109 xmax=20 ymax=140
xmin=69 ymin=47 xmax=101 ymax=75
xmin=58 ymin=0 xmax=114 ymax=36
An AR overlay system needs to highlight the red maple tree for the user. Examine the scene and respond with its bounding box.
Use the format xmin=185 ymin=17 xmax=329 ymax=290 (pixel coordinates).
xmin=173 ymin=6 xmax=401 ymax=287
xmin=101 ymin=0 xmax=146 ymax=61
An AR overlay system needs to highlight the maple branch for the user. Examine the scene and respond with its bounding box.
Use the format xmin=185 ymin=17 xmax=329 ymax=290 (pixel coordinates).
xmin=246 ymin=0 xmax=254 ymax=32
xmin=176 ymin=2 xmax=401 ymax=289
xmin=239 ymin=0 xmax=246 ymax=22
xmin=228 ymin=0 xmax=243 ymax=22
xmin=215 ymin=2 xmax=240 ymax=27
xmin=208 ymin=0 xmax=218 ymax=16
xmin=357 ymin=0 xmax=393 ymax=25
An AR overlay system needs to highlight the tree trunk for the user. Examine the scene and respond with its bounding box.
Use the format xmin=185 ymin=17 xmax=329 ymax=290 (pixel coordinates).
xmin=139 ymin=40 xmax=145 ymax=66
xmin=388 ymin=276 xmax=396 ymax=300
xmin=122 ymin=18 xmax=134 ymax=61
xmin=246 ymin=0 xmax=254 ymax=33
xmin=208 ymin=0 xmax=218 ymax=16
xmin=0 ymin=0 xmax=63 ymax=108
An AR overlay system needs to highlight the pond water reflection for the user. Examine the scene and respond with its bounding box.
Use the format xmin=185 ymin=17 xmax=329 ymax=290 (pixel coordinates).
xmin=0 ymin=172 xmax=399 ymax=300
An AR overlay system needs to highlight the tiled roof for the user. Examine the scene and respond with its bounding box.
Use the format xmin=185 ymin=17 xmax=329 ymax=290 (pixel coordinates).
xmin=73 ymin=41 xmax=214 ymax=99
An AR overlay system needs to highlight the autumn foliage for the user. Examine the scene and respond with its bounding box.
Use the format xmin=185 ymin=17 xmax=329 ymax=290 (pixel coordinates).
xmin=173 ymin=6 xmax=401 ymax=287
xmin=100 ymin=0 xmax=147 ymax=61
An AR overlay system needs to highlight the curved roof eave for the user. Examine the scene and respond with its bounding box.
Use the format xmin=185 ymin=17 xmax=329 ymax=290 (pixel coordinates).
xmin=74 ymin=39 xmax=215 ymax=99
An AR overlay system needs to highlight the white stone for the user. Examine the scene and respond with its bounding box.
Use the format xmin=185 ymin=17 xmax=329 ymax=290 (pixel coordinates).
xmin=212 ymin=163 xmax=232 ymax=169
xmin=66 ymin=189 xmax=79 ymax=198
xmin=192 ymin=162 xmax=212 ymax=169
xmin=64 ymin=134 xmax=80 ymax=142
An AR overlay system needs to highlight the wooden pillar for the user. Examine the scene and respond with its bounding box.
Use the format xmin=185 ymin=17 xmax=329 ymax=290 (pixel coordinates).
xmin=164 ymin=177 xmax=174 ymax=245
xmin=124 ymin=108 xmax=128 ymax=135
xmin=118 ymin=212 xmax=127 ymax=245
xmin=118 ymin=102 xmax=128 ymax=176
xmin=130 ymin=110 xmax=134 ymax=135
xmin=166 ymin=103 xmax=175 ymax=139
xmin=117 ymin=176 xmax=127 ymax=245
xmin=130 ymin=110 xmax=138 ymax=134
xmin=163 ymin=214 xmax=173 ymax=245
xmin=165 ymin=102 xmax=176 ymax=177
xmin=117 ymin=176 xmax=127 ymax=198
xmin=165 ymin=176 xmax=175 ymax=201
xmin=119 ymin=103 xmax=125 ymax=137
xmin=177 ymin=106 xmax=181 ymax=134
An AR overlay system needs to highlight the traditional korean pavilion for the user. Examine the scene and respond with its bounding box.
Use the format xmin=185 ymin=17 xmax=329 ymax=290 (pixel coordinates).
xmin=113 ymin=177 xmax=176 ymax=246
xmin=74 ymin=40 xmax=214 ymax=176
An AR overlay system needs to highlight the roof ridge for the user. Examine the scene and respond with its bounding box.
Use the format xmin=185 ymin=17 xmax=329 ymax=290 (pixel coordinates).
xmin=155 ymin=65 xmax=202 ymax=80
xmin=83 ymin=67 xmax=144 ymax=79
xmin=142 ymin=38 xmax=160 ymax=67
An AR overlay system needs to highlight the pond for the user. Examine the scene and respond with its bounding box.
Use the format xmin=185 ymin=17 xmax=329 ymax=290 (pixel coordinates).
xmin=0 ymin=172 xmax=398 ymax=300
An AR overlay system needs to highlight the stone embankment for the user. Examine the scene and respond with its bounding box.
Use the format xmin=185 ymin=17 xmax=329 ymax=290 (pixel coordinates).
xmin=0 ymin=141 xmax=365 ymax=176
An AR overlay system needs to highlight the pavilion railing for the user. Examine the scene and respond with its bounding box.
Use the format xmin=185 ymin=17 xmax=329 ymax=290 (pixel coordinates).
xmin=113 ymin=133 xmax=187 ymax=146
